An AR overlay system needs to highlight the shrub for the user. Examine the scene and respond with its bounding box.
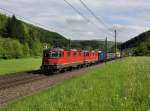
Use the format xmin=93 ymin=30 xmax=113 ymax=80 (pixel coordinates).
xmin=30 ymin=40 xmax=43 ymax=56
xmin=0 ymin=37 xmax=23 ymax=59
xmin=22 ymin=43 xmax=30 ymax=57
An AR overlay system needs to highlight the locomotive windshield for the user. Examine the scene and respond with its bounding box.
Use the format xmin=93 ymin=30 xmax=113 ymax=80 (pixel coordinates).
xmin=44 ymin=51 xmax=63 ymax=58
xmin=51 ymin=52 xmax=60 ymax=58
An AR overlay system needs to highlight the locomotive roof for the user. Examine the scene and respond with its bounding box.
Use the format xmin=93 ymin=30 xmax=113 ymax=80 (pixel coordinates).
xmin=43 ymin=48 xmax=100 ymax=53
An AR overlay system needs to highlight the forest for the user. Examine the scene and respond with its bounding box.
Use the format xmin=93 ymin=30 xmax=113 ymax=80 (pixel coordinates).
xmin=0 ymin=13 xmax=69 ymax=59
xmin=121 ymin=31 xmax=150 ymax=56
xmin=71 ymin=40 xmax=117 ymax=52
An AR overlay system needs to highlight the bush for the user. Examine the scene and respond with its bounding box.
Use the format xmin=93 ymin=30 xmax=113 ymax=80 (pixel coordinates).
xmin=11 ymin=40 xmax=24 ymax=58
xmin=30 ymin=40 xmax=43 ymax=56
xmin=22 ymin=43 xmax=30 ymax=57
xmin=0 ymin=38 xmax=4 ymax=58
xmin=0 ymin=37 xmax=23 ymax=59
xmin=133 ymin=42 xmax=150 ymax=56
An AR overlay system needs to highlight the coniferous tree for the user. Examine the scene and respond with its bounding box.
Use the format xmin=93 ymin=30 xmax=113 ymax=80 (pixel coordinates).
xmin=3 ymin=15 xmax=27 ymax=43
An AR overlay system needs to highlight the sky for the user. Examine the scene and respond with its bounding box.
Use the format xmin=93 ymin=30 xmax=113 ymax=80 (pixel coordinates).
xmin=0 ymin=0 xmax=150 ymax=42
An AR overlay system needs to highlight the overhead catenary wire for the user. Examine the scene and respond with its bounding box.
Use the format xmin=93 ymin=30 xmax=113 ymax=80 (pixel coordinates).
xmin=78 ymin=0 xmax=114 ymax=37
xmin=0 ymin=6 xmax=111 ymax=38
xmin=0 ymin=7 xmax=54 ymax=31
xmin=79 ymin=0 xmax=111 ymax=30
xmin=63 ymin=0 xmax=90 ymax=23
xmin=63 ymin=0 xmax=113 ymax=36
xmin=0 ymin=2 xmax=115 ymax=40
xmin=0 ymin=7 xmax=105 ymax=41
xmin=79 ymin=0 xmax=118 ymax=46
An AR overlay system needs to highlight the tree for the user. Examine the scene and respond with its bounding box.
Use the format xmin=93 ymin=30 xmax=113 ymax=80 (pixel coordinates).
xmin=0 ymin=37 xmax=4 ymax=58
xmin=3 ymin=15 xmax=27 ymax=44
xmin=11 ymin=40 xmax=23 ymax=58
xmin=133 ymin=42 xmax=149 ymax=56
xmin=22 ymin=43 xmax=30 ymax=57
xmin=30 ymin=40 xmax=43 ymax=56
xmin=0 ymin=38 xmax=23 ymax=59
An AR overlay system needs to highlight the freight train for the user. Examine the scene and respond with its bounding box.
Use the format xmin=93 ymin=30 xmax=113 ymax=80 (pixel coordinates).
xmin=41 ymin=48 xmax=120 ymax=73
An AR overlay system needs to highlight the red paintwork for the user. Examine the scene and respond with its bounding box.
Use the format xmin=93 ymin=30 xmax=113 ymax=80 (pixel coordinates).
xmin=42 ymin=49 xmax=99 ymax=66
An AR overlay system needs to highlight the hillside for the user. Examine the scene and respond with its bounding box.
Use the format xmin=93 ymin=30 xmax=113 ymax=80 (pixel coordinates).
xmin=0 ymin=13 xmax=68 ymax=46
xmin=121 ymin=31 xmax=150 ymax=56
xmin=0 ymin=13 xmax=69 ymax=58
xmin=72 ymin=40 xmax=117 ymax=52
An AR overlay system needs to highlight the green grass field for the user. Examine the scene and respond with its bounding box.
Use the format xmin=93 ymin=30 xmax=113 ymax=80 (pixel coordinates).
xmin=0 ymin=58 xmax=41 ymax=75
xmin=0 ymin=57 xmax=150 ymax=111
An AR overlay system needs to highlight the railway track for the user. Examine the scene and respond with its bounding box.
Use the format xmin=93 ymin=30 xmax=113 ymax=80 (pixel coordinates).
xmin=0 ymin=67 xmax=87 ymax=91
xmin=0 ymin=59 xmax=120 ymax=91
xmin=0 ymin=58 xmax=123 ymax=91
xmin=0 ymin=63 xmax=102 ymax=91
xmin=0 ymin=74 xmax=47 ymax=90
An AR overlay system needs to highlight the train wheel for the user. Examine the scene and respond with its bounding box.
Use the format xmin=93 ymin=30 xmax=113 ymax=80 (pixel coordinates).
xmin=60 ymin=68 xmax=66 ymax=73
xmin=69 ymin=67 xmax=73 ymax=71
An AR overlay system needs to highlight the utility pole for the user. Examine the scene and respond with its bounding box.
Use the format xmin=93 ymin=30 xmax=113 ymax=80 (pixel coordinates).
xmin=69 ymin=38 xmax=71 ymax=49
xmin=105 ymin=37 xmax=107 ymax=63
xmin=105 ymin=37 xmax=108 ymax=53
xmin=114 ymin=29 xmax=117 ymax=57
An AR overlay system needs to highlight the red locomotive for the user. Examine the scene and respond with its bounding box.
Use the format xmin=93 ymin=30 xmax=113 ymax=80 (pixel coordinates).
xmin=41 ymin=48 xmax=98 ymax=73
xmin=41 ymin=48 xmax=120 ymax=73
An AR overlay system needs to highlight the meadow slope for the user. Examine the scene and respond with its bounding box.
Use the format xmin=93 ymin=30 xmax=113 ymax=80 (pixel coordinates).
xmin=0 ymin=58 xmax=41 ymax=75
xmin=0 ymin=57 xmax=150 ymax=111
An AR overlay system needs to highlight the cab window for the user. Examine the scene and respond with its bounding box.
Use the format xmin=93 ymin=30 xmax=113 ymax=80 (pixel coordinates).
xmin=50 ymin=51 xmax=64 ymax=58
xmin=51 ymin=52 xmax=60 ymax=58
